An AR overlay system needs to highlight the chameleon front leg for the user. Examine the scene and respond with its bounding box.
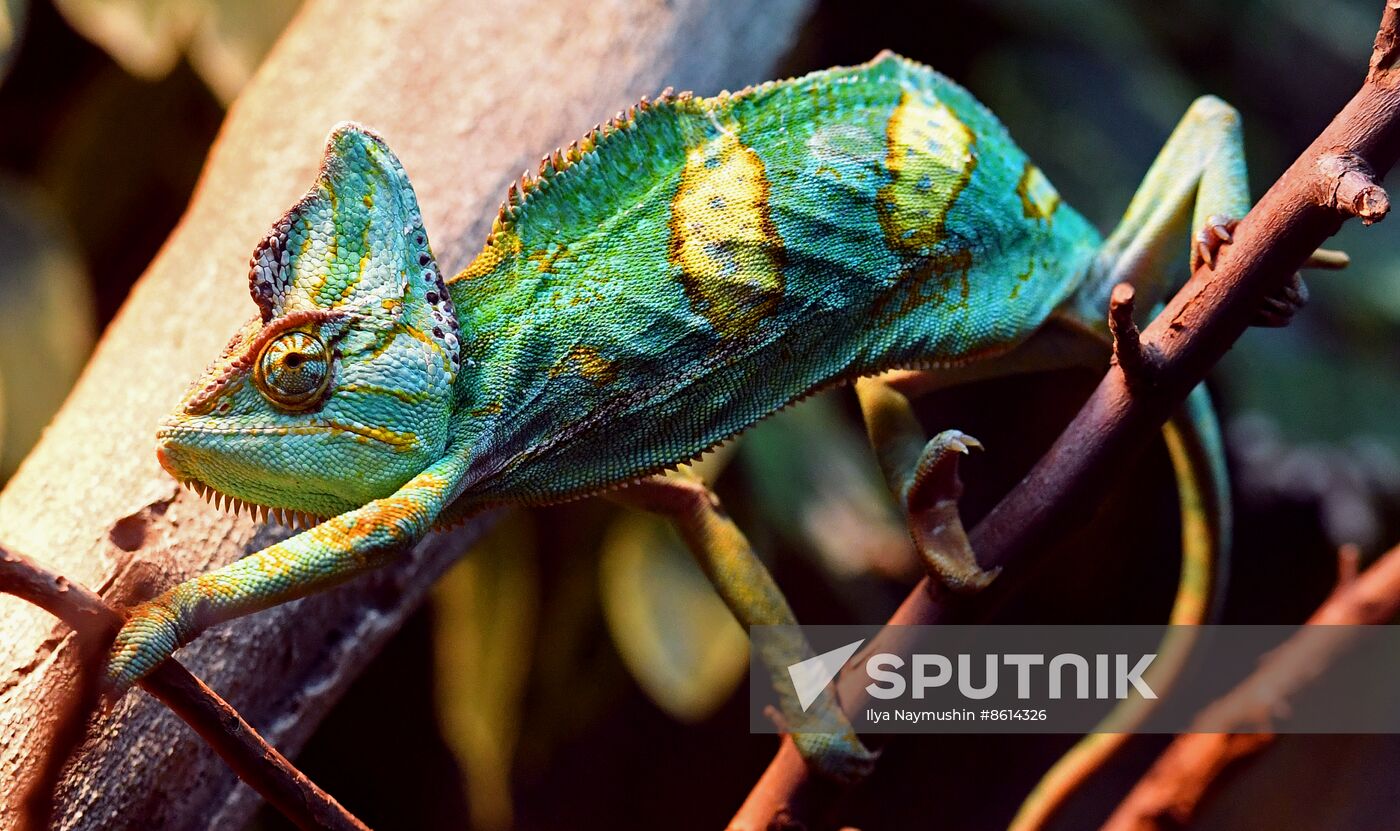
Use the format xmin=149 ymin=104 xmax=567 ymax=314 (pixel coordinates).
xmin=853 ymin=376 xmax=998 ymax=592
xmin=105 ymin=453 xmax=470 ymax=694
xmin=608 ymin=471 xmax=877 ymax=783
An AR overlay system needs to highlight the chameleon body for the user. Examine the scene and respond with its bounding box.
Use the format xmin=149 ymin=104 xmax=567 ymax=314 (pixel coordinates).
xmin=450 ymin=55 xmax=1096 ymax=507
xmin=110 ymin=51 xmax=1253 ymax=789
xmin=157 ymin=52 xmax=1096 ymax=519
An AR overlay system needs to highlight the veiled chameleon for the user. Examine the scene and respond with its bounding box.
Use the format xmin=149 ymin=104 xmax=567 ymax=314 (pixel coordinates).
xmin=106 ymin=52 xmax=1304 ymax=781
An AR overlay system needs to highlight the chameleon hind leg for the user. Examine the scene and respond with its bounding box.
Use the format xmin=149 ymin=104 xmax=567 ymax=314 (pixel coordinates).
xmin=853 ymin=375 xmax=998 ymax=592
xmin=1078 ymin=94 xmax=1336 ymax=323
xmin=1078 ymin=94 xmax=1251 ymax=319
xmin=609 ymin=470 xmax=877 ymax=783
xmin=105 ymin=453 xmax=471 ymax=694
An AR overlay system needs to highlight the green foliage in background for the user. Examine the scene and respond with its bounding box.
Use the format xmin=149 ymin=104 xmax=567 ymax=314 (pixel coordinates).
xmin=0 ymin=0 xmax=24 ymax=80
xmin=433 ymin=512 xmax=537 ymax=831
xmin=0 ymin=183 xmax=93 ymax=478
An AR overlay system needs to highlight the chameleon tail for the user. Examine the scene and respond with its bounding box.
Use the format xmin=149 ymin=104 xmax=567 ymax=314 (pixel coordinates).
xmin=1009 ymin=384 xmax=1229 ymax=830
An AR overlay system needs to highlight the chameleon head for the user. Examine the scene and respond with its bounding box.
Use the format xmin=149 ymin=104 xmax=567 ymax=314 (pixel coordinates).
xmin=156 ymin=123 xmax=461 ymax=522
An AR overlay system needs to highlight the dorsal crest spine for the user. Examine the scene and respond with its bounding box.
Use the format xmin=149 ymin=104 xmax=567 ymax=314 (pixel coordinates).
xmin=484 ymin=87 xmax=701 ymax=246
xmin=476 ymin=51 xmax=939 ymax=253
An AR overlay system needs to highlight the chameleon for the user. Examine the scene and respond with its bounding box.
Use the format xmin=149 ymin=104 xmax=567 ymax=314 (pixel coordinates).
xmin=104 ymin=51 xmax=1314 ymax=785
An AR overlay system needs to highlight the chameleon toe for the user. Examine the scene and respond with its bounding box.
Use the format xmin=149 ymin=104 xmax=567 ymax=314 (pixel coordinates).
xmin=1193 ymin=214 xmax=1239 ymax=269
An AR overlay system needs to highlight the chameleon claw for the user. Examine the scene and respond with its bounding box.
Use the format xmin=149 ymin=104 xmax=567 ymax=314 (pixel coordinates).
xmin=793 ymin=730 xmax=880 ymax=784
xmin=1193 ymin=214 xmax=1238 ymax=271
xmin=904 ymin=430 xmax=999 ymax=593
xmin=1251 ymin=271 xmax=1309 ymax=327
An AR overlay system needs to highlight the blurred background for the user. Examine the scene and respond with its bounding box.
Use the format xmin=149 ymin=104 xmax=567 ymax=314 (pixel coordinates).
xmin=2 ymin=1 xmax=1399 ymax=828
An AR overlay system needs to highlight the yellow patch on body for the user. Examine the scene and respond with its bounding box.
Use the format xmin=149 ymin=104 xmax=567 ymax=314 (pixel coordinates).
xmin=668 ymin=127 xmax=785 ymax=338
xmin=1015 ymin=162 xmax=1061 ymax=225
xmin=547 ymin=344 xmax=619 ymax=384
xmin=871 ymin=92 xmax=979 ymax=322
xmin=321 ymin=419 xmax=419 ymax=451
xmin=1008 ymin=259 xmax=1036 ymax=300
xmin=312 ymin=472 xmax=450 ymax=551
xmin=336 ymin=382 xmax=431 ymax=405
xmin=452 ymin=230 xmax=523 ymax=284
xmin=528 ymin=244 xmax=570 ymax=274
xmin=877 ymin=91 xmax=977 ymax=253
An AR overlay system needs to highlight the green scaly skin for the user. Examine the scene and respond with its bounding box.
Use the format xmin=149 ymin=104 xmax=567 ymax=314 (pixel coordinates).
xmin=106 ymin=52 xmax=1256 ymax=782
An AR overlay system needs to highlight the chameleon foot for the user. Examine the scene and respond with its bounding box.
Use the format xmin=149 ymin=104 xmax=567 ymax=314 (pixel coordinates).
xmin=1195 ymin=216 xmax=1346 ymax=279
xmin=793 ymin=730 xmax=880 ymax=784
xmin=1193 ymin=215 xmax=1237 ymax=270
xmin=1252 ymin=271 xmax=1309 ymax=327
xmin=904 ymin=430 xmax=999 ymax=592
xmin=103 ymin=598 xmax=186 ymax=700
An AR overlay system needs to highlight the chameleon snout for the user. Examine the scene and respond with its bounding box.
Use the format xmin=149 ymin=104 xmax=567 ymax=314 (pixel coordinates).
xmin=155 ymin=440 xmax=180 ymax=481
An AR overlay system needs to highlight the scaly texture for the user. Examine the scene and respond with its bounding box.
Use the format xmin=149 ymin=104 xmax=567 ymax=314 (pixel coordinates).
xmin=0 ymin=0 xmax=818 ymax=825
xmin=450 ymin=53 xmax=1098 ymax=505
xmin=106 ymin=48 xmax=1245 ymax=789
xmin=151 ymin=53 xmax=1100 ymax=526
xmin=116 ymin=53 xmax=1102 ymax=686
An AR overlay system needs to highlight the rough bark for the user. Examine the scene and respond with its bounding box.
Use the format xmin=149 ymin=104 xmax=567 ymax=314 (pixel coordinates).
xmin=0 ymin=1 xmax=813 ymax=827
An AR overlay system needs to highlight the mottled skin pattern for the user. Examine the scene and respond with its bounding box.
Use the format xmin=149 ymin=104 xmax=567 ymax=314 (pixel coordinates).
xmin=108 ymin=52 xmax=1255 ymax=783
xmin=451 ymin=56 xmax=1095 ymax=505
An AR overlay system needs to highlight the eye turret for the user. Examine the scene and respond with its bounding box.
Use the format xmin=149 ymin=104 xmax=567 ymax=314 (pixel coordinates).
xmin=255 ymin=331 xmax=331 ymax=410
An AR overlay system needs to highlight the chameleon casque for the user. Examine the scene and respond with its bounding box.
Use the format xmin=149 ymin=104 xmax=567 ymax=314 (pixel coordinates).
xmin=105 ymin=51 xmax=1302 ymax=786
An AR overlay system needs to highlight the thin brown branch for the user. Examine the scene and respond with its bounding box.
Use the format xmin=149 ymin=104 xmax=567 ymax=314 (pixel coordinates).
xmin=1101 ymin=538 xmax=1400 ymax=831
xmin=0 ymin=543 xmax=370 ymax=831
xmin=1108 ymin=282 xmax=1156 ymax=385
xmin=1337 ymin=543 xmax=1362 ymax=588
xmin=730 ymin=3 xmax=1400 ymax=827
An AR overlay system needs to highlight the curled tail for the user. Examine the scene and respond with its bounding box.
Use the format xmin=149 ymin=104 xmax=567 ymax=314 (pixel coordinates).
xmin=1010 ymin=384 xmax=1229 ymax=830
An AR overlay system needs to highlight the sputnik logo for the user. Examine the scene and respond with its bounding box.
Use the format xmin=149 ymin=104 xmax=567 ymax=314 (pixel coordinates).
xmin=787 ymin=639 xmax=865 ymax=711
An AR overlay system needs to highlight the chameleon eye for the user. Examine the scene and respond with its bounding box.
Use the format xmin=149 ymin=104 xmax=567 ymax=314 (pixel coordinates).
xmin=255 ymin=331 xmax=331 ymax=410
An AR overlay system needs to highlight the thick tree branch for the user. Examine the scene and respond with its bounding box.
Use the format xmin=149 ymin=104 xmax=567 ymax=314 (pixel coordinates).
xmin=730 ymin=3 xmax=1400 ymax=827
xmin=1102 ymin=540 xmax=1400 ymax=831
xmin=0 ymin=0 xmax=814 ymax=827
xmin=0 ymin=543 xmax=368 ymax=831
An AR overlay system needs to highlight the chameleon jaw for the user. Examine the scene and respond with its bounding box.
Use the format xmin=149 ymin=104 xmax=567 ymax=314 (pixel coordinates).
xmin=175 ymin=476 xmax=324 ymax=530
xmin=155 ymin=427 xmax=340 ymax=529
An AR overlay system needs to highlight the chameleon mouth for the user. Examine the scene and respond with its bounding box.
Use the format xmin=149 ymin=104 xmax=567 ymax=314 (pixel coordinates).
xmin=157 ymin=428 xmax=329 ymax=529
xmin=175 ymin=477 xmax=324 ymax=530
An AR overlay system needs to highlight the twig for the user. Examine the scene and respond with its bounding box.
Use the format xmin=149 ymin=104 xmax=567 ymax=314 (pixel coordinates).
xmin=1101 ymin=539 xmax=1400 ymax=831
xmin=1337 ymin=542 xmax=1361 ymax=588
xmin=729 ymin=3 xmax=1400 ymax=827
xmin=1109 ymin=282 xmax=1157 ymax=385
xmin=0 ymin=542 xmax=371 ymax=831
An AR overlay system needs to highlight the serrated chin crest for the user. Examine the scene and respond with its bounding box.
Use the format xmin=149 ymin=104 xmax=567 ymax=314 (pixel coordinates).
xmin=175 ymin=478 xmax=324 ymax=530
